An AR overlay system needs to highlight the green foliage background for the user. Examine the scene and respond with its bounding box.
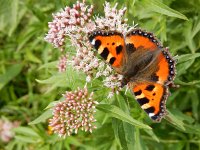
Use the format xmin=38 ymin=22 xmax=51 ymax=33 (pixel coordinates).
xmin=0 ymin=0 xmax=200 ymax=149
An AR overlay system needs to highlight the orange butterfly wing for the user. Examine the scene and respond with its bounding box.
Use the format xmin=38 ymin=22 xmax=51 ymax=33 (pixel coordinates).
xmin=125 ymin=29 xmax=176 ymax=85
xmin=130 ymin=82 xmax=168 ymax=122
xmin=88 ymin=31 xmax=126 ymax=72
xmin=126 ymin=29 xmax=176 ymax=121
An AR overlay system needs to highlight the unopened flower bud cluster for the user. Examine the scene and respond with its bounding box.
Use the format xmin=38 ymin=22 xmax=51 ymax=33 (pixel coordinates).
xmin=49 ymin=88 xmax=97 ymax=137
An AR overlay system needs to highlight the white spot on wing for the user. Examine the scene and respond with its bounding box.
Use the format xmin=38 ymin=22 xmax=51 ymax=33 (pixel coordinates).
xmin=149 ymin=113 xmax=155 ymax=117
xmin=91 ymin=39 xmax=95 ymax=45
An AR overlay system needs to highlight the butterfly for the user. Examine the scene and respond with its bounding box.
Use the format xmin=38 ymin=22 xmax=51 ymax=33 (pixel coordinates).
xmin=88 ymin=29 xmax=176 ymax=122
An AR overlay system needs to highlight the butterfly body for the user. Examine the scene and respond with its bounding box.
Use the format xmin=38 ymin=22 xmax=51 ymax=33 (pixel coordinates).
xmin=88 ymin=29 xmax=176 ymax=122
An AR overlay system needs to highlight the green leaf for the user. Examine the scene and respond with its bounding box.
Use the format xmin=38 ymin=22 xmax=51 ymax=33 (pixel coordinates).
xmin=45 ymin=100 xmax=61 ymax=110
xmin=177 ymin=59 xmax=194 ymax=76
xmin=184 ymin=21 xmax=196 ymax=53
xmin=165 ymin=110 xmax=186 ymax=131
xmin=15 ymin=135 xmax=42 ymax=143
xmin=143 ymin=129 xmax=160 ymax=142
xmin=192 ymin=20 xmax=200 ymax=38
xmin=96 ymin=104 xmax=151 ymax=130
xmin=36 ymin=74 xmax=65 ymax=84
xmin=37 ymin=145 xmax=50 ymax=150
xmin=134 ymin=128 xmax=145 ymax=150
xmin=36 ymin=66 xmax=86 ymax=93
xmin=0 ymin=0 xmax=19 ymax=35
xmin=0 ymin=64 xmax=23 ymax=90
xmin=176 ymin=79 xmax=200 ymax=86
xmin=112 ymin=119 xmax=128 ymax=150
xmin=14 ymin=127 xmax=40 ymax=137
xmin=166 ymin=110 xmax=200 ymax=135
xmin=177 ymin=53 xmax=200 ymax=63
xmin=5 ymin=141 xmax=18 ymax=150
xmin=112 ymin=94 xmax=135 ymax=150
xmin=38 ymin=61 xmax=58 ymax=70
xmin=176 ymin=53 xmax=200 ymax=76
xmin=29 ymin=109 xmax=52 ymax=125
xmin=16 ymin=27 xmax=38 ymax=51
xmin=26 ymin=50 xmax=42 ymax=64
xmin=112 ymin=118 xmax=135 ymax=150
xmin=190 ymin=90 xmax=199 ymax=120
xmin=144 ymin=0 xmax=188 ymax=20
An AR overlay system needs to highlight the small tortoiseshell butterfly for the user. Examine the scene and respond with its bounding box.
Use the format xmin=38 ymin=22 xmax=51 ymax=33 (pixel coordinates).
xmin=88 ymin=29 xmax=176 ymax=122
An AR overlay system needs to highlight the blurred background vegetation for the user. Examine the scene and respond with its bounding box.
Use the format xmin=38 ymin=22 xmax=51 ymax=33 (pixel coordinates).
xmin=0 ymin=0 xmax=200 ymax=149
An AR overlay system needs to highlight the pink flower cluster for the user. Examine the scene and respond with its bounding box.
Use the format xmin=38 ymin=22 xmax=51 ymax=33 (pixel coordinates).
xmin=58 ymin=55 xmax=68 ymax=72
xmin=45 ymin=1 xmax=134 ymax=96
xmin=45 ymin=1 xmax=94 ymax=50
xmin=95 ymin=2 xmax=129 ymax=34
xmin=49 ymin=87 xmax=97 ymax=137
xmin=0 ymin=119 xmax=20 ymax=142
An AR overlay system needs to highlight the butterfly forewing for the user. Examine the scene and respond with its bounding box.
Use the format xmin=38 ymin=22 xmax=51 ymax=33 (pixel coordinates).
xmin=125 ymin=29 xmax=176 ymax=85
xmin=88 ymin=31 xmax=126 ymax=72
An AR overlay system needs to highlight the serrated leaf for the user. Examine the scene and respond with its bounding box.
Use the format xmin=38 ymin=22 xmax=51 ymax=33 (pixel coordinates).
xmin=29 ymin=109 xmax=52 ymax=125
xmin=96 ymin=104 xmax=151 ymax=130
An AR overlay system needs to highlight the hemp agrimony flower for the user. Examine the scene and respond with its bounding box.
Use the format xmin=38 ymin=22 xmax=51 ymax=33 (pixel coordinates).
xmin=0 ymin=119 xmax=20 ymax=142
xmin=45 ymin=1 xmax=133 ymax=96
xmin=49 ymin=87 xmax=97 ymax=137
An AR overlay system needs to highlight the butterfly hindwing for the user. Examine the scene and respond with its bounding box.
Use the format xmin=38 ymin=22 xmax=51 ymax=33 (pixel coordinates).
xmin=130 ymin=82 xmax=169 ymax=122
xmin=88 ymin=30 xmax=126 ymax=72
xmin=155 ymin=48 xmax=176 ymax=84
